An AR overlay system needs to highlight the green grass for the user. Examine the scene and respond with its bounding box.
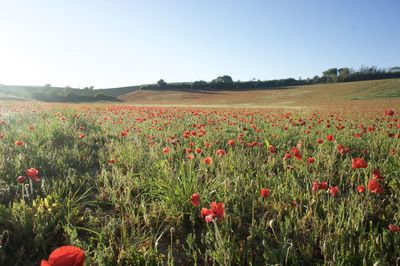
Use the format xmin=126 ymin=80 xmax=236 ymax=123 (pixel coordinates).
xmin=346 ymin=79 xmax=400 ymax=100
xmin=0 ymin=103 xmax=399 ymax=265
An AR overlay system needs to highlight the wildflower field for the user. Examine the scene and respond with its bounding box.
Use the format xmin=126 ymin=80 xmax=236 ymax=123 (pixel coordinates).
xmin=0 ymin=102 xmax=399 ymax=265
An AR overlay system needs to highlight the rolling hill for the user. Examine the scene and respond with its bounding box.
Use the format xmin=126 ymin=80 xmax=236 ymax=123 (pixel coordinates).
xmin=118 ymin=78 xmax=400 ymax=109
xmin=1 ymin=78 xmax=399 ymax=108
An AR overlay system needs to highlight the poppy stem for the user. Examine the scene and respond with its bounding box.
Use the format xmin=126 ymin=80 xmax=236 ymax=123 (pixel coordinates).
xmin=29 ymin=178 xmax=33 ymax=196
xmin=24 ymin=184 xmax=30 ymax=200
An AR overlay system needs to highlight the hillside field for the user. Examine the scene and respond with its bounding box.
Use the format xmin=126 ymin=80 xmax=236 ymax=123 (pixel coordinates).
xmin=1 ymin=78 xmax=400 ymax=107
xmin=120 ymin=78 xmax=400 ymax=110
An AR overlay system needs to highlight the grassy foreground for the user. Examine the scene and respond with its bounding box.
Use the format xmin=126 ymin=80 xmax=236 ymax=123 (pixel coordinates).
xmin=0 ymin=102 xmax=399 ymax=265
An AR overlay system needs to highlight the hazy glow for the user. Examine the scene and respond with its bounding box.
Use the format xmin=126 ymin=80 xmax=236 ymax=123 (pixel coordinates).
xmin=0 ymin=0 xmax=399 ymax=88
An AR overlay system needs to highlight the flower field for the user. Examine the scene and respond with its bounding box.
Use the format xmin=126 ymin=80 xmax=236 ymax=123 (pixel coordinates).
xmin=0 ymin=102 xmax=399 ymax=265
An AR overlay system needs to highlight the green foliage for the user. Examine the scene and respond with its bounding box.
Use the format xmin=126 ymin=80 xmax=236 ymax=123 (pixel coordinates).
xmin=157 ymin=79 xmax=167 ymax=88
xmin=192 ymin=80 xmax=208 ymax=90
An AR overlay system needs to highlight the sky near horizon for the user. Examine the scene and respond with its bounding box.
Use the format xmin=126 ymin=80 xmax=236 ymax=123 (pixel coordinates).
xmin=0 ymin=0 xmax=399 ymax=89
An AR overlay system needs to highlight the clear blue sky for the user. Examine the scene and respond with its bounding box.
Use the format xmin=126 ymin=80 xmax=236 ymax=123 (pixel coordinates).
xmin=0 ymin=0 xmax=399 ymax=88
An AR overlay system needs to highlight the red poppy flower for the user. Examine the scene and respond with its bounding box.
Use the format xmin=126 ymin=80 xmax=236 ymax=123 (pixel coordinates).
xmin=316 ymin=138 xmax=323 ymax=144
xmin=120 ymin=131 xmax=128 ymax=137
xmin=26 ymin=168 xmax=38 ymax=177
xmin=337 ymin=144 xmax=350 ymax=155
xmin=227 ymin=139 xmax=235 ymax=146
xmin=326 ymin=134 xmax=334 ymax=141
xmin=215 ymin=149 xmax=226 ymax=157
xmin=248 ymin=141 xmax=258 ymax=148
xmin=201 ymin=208 xmax=214 ymax=222
xmin=210 ymin=202 xmax=224 ymax=218
xmin=291 ymin=147 xmax=302 ymax=160
xmin=372 ymin=169 xmax=383 ymax=180
xmin=312 ymin=181 xmax=319 ymax=192
xmin=268 ymin=145 xmax=277 ymax=154
xmin=41 ymin=245 xmax=85 ymax=266
xmin=319 ymin=181 xmax=328 ymax=190
xmin=15 ymin=140 xmax=25 ymax=146
xmin=312 ymin=181 xmax=328 ymax=191
xmin=183 ymin=131 xmax=190 ymax=138
xmin=162 ymin=147 xmax=170 ymax=154
xmin=195 ymin=147 xmax=202 ymax=154
xmin=187 ymin=154 xmax=194 ymax=160
xmin=388 ymin=224 xmax=400 ymax=232
xmin=357 ymin=185 xmax=366 ymax=193
xmin=190 ymin=193 xmax=200 ymax=207
xmin=260 ymin=188 xmax=270 ymax=198
xmin=204 ymin=142 xmax=211 ymax=148
xmin=283 ymin=153 xmax=292 ymax=160
xmin=108 ymin=159 xmax=117 ymax=165
xmin=25 ymin=168 xmax=40 ymax=182
xmin=203 ymin=157 xmax=213 ymax=165
xmin=329 ymin=186 xmax=339 ymax=197
xmin=201 ymin=202 xmax=224 ymax=223
xmin=352 ymin=158 xmax=368 ymax=169
xmin=384 ymin=109 xmax=394 ymax=116
xmin=307 ymin=157 xmax=315 ymax=164
xmin=367 ymin=179 xmax=384 ymax=193
xmin=78 ymin=134 xmax=85 ymax=139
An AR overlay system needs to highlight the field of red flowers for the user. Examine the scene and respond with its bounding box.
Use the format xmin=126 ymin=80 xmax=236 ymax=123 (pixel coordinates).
xmin=0 ymin=102 xmax=399 ymax=265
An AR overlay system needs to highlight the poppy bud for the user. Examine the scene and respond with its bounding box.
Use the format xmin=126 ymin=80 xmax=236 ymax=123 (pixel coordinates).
xmin=15 ymin=140 xmax=25 ymax=146
xmin=190 ymin=193 xmax=200 ymax=207
xmin=17 ymin=176 xmax=26 ymax=184
xmin=388 ymin=224 xmax=400 ymax=232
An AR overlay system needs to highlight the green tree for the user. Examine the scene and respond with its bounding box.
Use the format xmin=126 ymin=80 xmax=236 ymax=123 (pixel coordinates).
xmin=322 ymin=68 xmax=338 ymax=83
xmin=338 ymin=68 xmax=350 ymax=80
xmin=157 ymin=79 xmax=167 ymax=88
xmin=192 ymin=80 xmax=208 ymax=90
xmin=211 ymin=75 xmax=234 ymax=89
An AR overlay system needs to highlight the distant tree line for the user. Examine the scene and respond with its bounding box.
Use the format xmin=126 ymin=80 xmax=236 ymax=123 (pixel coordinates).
xmin=145 ymin=65 xmax=400 ymax=91
xmin=31 ymin=87 xmax=117 ymax=102
xmin=315 ymin=66 xmax=400 ymax=83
